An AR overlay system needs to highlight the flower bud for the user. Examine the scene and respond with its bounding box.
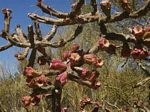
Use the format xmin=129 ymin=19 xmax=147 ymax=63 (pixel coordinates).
xmin=22 ymin=96 xmax=32 ymax=107
xmin=34 ymin=75 xmax=47 ymax=87
xmin=131 ymin=48 xmax=149 ymax=59
xmin=56 ymin=71 xmax=68 ymax=86
xmin=70 ymin=53 xmax=81 ymax=65
xmin=71 ymin=43 xmax=80 ymax=52
xmin=132 ymin=25 xmax=145 ymax=40
xmin=88 ymin=71 xmax=99 ymax=82
xmin=50 ymin=59 xmax=67 ymax=71
xmin=24 ymin=67 xmax=34 ymax=77
xmin=98 ymin=37 xmax=110 ymax=49
xmin=62 ymin=51 xmax=71 ymax=61
xmin=81 ymin=67 xmax=89 ymax=78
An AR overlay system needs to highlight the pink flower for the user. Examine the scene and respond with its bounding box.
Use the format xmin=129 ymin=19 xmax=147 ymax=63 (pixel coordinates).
xmin=96 ymin=59 xmax=104 ymax=67
xmin=132 ymin=25 xmax=145 ymax=39
xmin=84 ymin=54 xmax=97 ymax=64
xmin=71 ymin=43 xmax=80 ymax=52
xmin=22 ymin=96 xmax=32 ymax=107
xmin=98 ymin=37 xmax=110 ymax=49
xmin=70 ymin=53 xmax=81 ymax=65
xmin=62 ymin=51 xmax=71 ymax=60
xmin=26 ymin=75 xmax=48 ymax=88
xmin=83 ymin=54 xmax=103 ymax=67
xmin=131 ymin=48 xmax=149 ymax=59
xmin=50 ymin=59 xmax=67 ymax=71
xmin=56 ymin=71 xmax=68 ymax=86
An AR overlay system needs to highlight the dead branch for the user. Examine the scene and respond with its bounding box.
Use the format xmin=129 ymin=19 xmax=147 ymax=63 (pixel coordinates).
xmin=37 ymin=0 xmax=68 ymax=18
xmin=0 ymin=43 xmax=12 ymax=52
xmin=43 ymin=25 xmax=57 ymax=41
xmin=34 ymin=21 xmax=42 ymax=41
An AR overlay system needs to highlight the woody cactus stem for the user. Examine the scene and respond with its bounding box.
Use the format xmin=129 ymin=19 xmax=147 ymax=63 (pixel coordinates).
xmin=52 ymin=81 xmax=62 ymax=112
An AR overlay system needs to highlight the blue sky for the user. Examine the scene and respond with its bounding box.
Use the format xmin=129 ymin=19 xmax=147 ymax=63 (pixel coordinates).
xmin=0 ymin=0 xmax=71 ymax=74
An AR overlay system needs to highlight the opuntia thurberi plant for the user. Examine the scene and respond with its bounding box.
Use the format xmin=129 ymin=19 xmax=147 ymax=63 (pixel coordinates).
xmin=0 ymin=0 xmax=150 ymax=112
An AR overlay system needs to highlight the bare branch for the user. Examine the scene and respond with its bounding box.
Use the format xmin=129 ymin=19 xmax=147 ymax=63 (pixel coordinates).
xmin=91 ymin=0 xmax=97 ymax=15
xmin=2 ymin=32 xmax=30 ymax=48
xmin=27 ymin=48 xmax=36 ymax=67
xmin=1 ymin=8 xmax=12 ymax=33
xmin=15 ymin=47 xmax=30 ymax=60
xmin=29 ymin=0 xmax=150 ymax=27
xmin=0 ymin=43 xmax=12 ymax=52
xmin=34 ymin=21 xmax=42 ymax=41
xmin=37 ymin=0 xmax=68 ymax=18
xmin=15 ymin=25 xmax=27 ymax=43
xmin=69 ymin=0 xmax=85 ymax=17
xmin=36 ymin=25 xmax=83 ymax=48
xmin=43 ymin=25 xmax=57 ymax=41
xmin=28 ymin=25 xmax=35 ymax=47
xmin=130 ymin=0 xmax=150 ymax=18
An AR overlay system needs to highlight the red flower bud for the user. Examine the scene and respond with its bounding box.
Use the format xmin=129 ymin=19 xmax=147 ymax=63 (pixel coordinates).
xmin=24 ymin=67 xmax=34 ymax=77
xmin=24 ymin=67 xmax=39 ymax=77
xmin=71 ymin=43 xmax=80 ymax=52
xmin=50 ymin=59 xmax=67 ymax=71
xmin=56 ymin=71 xmax=68 ymax=86
xmin=98 ymin=37 xmax=110 ymax=49
xmin=81 ymin=67 xmax=89 ymax=78
xmin=62 ymin=51 xmax=71 ymax=61
xmin=132 ymin=25 xmax=145 ymax=39
xmin=22 ymin=96 xmax=32 ymax=107
xmin=88 ymin=71 xmax=99 ymax=82
xmin=131 ymin=48 xmax=149 ymax=59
